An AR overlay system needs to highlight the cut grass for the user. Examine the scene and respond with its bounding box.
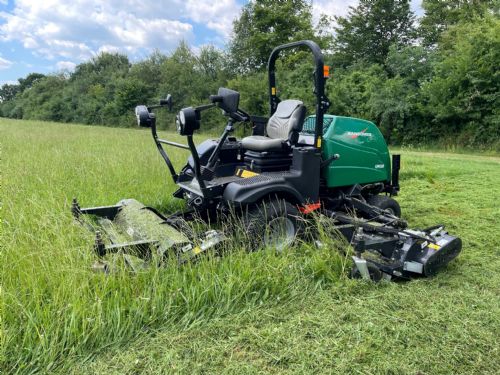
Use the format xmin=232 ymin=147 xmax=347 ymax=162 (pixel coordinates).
xmin=1 ymin=118 xmax=500 ymax=374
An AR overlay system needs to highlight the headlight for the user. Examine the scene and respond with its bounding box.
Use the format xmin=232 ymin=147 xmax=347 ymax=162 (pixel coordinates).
xmin=135 ymin=105 xmax=151 ymax=127
xmin=176 ymin=107 xmax=199 ymax=136
xmin=175 ymin=112 xmax=184 ymax=134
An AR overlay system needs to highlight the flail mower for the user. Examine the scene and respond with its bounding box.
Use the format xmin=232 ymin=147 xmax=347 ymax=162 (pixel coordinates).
xmin=72 ymin=40 xmax=462 ymax=281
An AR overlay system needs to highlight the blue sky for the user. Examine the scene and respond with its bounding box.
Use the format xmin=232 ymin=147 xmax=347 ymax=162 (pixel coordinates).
xmin=0 ymin=0 xmax=423 ymax=86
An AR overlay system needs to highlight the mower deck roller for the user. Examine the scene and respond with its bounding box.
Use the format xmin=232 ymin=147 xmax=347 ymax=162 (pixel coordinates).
xmin=74 ymin=40 xmax=462 ymax=280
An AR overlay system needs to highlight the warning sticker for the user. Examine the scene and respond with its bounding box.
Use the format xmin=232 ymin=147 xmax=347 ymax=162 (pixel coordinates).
xmin=428 ymin=243 xmax=441 ymax=251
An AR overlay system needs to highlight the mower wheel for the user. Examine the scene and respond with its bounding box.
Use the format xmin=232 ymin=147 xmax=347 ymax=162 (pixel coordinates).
xmin=350 ymin=262 xmax=383 ymax=282
xmin=244 ymin=199 xmax=303 ymax=252
xmin=367 ymin=195 xmax=401 ymax=217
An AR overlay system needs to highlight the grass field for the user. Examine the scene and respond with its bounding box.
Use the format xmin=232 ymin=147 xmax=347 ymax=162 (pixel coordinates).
xmin=1 ymin=118 xmax=499 ymax=374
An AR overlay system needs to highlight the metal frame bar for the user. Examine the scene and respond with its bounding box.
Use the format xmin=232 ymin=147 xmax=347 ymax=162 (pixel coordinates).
xmin=267 ymin=40 xmax=330 ymax=149
xmin=157 ymin=139 xmax=190 ymax=150
xmin=186 ymin=135 xmax=206 ymax=191
xmin=149 ymin=114 xmax=181 ymax=182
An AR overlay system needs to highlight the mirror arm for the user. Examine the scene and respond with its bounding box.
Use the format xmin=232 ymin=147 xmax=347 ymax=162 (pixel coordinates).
xmin=194 ymin=103 xmax=216 ymax=112
xmin=186 ymin=135 xmax=206 ymax=192
xmin=150 ymin=114 xmax=178 ymax=182
xmin=206 ymin=119 xmax=234 ymax=170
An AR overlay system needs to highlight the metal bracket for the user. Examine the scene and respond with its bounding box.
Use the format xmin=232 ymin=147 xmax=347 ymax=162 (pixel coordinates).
xmin=352 ymin=256 xmax=371 ymax=280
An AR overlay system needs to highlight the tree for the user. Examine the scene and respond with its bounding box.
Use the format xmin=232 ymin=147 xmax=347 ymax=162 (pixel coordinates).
xmin=385 ymin=44 xmax=436 ymax=85
xmin=197 ymin=45 xmax=230 ymax=82
xmin=369 ymin=45 xmax=437 ymax=143
xmin=0 ymin=83 xmax=20 ymax=102
xmin=129 ymin=50 xmax=167 ymax=96
xmin=18 ymin=73 xmax=45 ymax=92
xmin=228 ymin=71 xmax=268 ymax=116
xmin=19 ymin=75 xmax=67 ymax=121
xmin=421 ymin=16 xmax=500 ymax=145
xmin=419 ymin=0 xmax=499 ymax=46
xmin=71 ymin=53 xmax=130 ymax=81
xmin=229 ymin=0 xmax=316 ymax=73
xmin=327 ymin=64 xmax=386 ymax=121
xmin=65 ymin=53 xmax=131 ymax=125
xmin=0 ymin=73 xmax=45 ymax=104
xmin=333 ymin=0 xmax=415 ymax=67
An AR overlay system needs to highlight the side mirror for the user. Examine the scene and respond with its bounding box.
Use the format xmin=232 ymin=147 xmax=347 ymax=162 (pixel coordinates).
xmin=176 ymin=107 xmax=200 ymax=136
xmin=159 ymin=94 xmax=172 ymax=111
xmin=212 ymin=87 xmax=239 ymax=114
xmin=135 ymin=105 xmax=152 ymax=127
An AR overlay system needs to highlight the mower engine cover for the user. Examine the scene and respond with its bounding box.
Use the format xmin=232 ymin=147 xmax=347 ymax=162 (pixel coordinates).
xmin=300 ymin=115 xmax=391 ymax=188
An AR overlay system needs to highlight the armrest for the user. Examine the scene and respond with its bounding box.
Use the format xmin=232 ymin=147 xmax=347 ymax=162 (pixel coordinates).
xmin=250 ymin=115 xmax=268 ymax=136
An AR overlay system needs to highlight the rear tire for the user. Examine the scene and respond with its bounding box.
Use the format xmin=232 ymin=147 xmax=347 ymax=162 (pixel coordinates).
xmin=244 ymin=198 xmax=303 ymax=252
xmin=367 ymin=195 xmax=401 ymax=218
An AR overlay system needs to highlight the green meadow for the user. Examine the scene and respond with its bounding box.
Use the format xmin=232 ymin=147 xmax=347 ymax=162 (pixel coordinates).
xmin=1 ymin=118 xmax=499 ymax=374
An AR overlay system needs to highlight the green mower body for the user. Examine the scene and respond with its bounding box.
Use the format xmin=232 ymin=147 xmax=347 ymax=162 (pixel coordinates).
xmin=302 ymin=115 xmax=391 ymax=188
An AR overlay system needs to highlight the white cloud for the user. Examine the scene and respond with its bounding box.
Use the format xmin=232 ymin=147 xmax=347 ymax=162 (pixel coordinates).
xmin=184 ymin=0 xmax=240 ymax=38
xmin=0 ymin=0 xmax=422 ymax=75
xmin=312 ymin=0 xmax=358 ymax=23
xmin=0 ymin=0 xmax=8 ymax=5
xmin=0 ymin=0 xmax=241 ymax=63
xmin=313 ymin=0 xmax=423 ymax=24
xmin=0 ymin=56 xmax=13 ymax=69
xmin=55 ymin=60 xmax=76 ymax=71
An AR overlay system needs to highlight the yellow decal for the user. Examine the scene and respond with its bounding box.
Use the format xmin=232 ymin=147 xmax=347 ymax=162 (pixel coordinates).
xmin=271 ymin=87 xmax=276 ymax=95
xmin=192 ymin=246 xmax=202 ymax=255
xmin=236 ymin=168 xmax=260 ymax=178
xmin=240 ymin=170 xmax=259 ymax=178
xmin=316 ymin=137 xmax=322 ymax=148
xmin=428 ymin=243 xmax=441 ymax=251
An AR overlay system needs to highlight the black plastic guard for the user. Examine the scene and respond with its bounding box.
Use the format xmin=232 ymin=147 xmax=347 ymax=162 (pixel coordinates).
xmin=417 ymin=234 xmax=462 ymax=276
xmin=223 ymin=174 xmax=305 ymax=204
xmin=224 ymin=146 xmax=321 ymax=205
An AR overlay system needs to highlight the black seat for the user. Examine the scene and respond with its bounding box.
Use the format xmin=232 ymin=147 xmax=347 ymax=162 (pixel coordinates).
xmin=241 ymin=100 xmax=306 ymax=152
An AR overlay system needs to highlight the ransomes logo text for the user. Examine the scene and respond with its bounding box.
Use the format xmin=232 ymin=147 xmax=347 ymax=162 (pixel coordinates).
xmin=347 ymin=128 xmax=373 ymax=139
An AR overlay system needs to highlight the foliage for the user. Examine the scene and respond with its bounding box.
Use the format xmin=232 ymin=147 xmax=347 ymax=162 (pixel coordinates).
xmin=228 ymin=71 xmax=269 ymax=116
xmin=419 ymin=0 xmax=499 ymax=46
xmin=229 ymin=0 xmax=316 ymax=73
xmin=0 ymin=83 xmax=20 ymax=103
xmin=369 ymin=45 xmax=437 ymax=143
xmin=0 ymin=0 xmax=498 ymax=147
xmin=421 ymin=16 xmax=500 ymax=146
xmin=332 ymin=0 xmax=416 ymax=67
xmin=327 ymin=64 xmax=386 ymax=121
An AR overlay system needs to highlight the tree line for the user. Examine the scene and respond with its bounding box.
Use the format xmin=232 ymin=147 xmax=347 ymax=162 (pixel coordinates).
xmin=1 ymin=0 xmax=498 ymax=148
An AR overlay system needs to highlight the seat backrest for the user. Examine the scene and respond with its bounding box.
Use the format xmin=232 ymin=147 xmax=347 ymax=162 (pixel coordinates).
xmin=266 ymin=100 xmax=306 ymax=144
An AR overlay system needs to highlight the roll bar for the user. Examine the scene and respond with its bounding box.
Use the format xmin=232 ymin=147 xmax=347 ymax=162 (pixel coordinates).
xmin=267 ymin=40 xmax=330 ymax=149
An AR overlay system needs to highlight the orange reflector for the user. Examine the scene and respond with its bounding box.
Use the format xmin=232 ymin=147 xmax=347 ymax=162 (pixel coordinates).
xmin=271 ymin=87 xmax=276 ymax=95
xmin=323 ymin=65 xmax=330 ymax=78
xmin=299 ymin=202 xmax=321 ymax=214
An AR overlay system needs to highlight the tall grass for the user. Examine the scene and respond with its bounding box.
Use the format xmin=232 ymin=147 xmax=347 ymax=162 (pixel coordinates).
xmin=1 ymin=119 xmax=350 ymax=373
xmin=2 ymin=119 xmax=500 ymax=374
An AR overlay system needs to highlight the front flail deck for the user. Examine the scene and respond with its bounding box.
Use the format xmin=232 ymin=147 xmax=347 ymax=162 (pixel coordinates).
xmin=72 ymin=198 xmax=225 ymax=271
